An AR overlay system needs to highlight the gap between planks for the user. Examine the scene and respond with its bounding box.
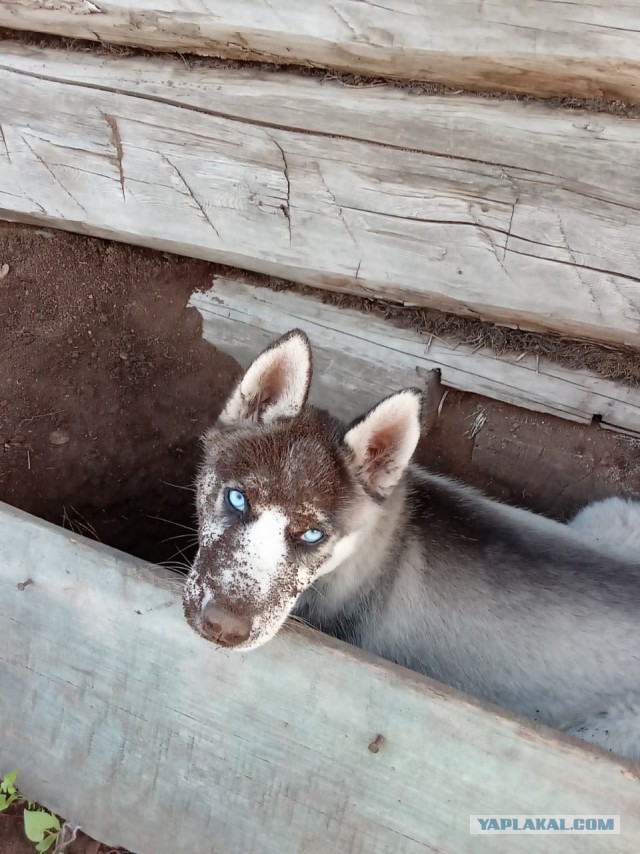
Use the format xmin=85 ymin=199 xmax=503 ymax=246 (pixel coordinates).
xmin=1 ymin=0 xmax=639 ymax=102
xmin=189 ymin=276 xmax=640 ymax=436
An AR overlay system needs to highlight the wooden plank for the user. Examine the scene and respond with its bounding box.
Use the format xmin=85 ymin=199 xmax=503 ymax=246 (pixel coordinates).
xmin=191 ymin=276 xmax=640 ymax=434
xmin=1 ymin=503 xmax=640 ymax=854
xmin=1 ymin=0 xmax=640 ymax=102
xmin=2 ymin=45 xmax=640 ymax=346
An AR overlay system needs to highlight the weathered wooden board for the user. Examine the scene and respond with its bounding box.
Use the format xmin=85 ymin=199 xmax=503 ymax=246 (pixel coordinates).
xmin=192 ymin=276 xmax=640 ymax=434
xmin=1 ymin=503 xmax=640 ymax=854
xmin=1 ymin=0 xmax=640 ymax=102
xmin=1 ymin=45 xmax=640 ymax=346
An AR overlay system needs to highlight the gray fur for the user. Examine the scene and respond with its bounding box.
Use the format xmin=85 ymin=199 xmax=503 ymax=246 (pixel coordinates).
xmin=186 ymin=330 xmax=640 ymax=762
xmin=296 ymin=473 xmax=640 ymax=761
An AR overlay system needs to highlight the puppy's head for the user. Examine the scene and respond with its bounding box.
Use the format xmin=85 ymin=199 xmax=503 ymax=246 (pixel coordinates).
xmin=182 ymin=330 xmax=421 ymax=650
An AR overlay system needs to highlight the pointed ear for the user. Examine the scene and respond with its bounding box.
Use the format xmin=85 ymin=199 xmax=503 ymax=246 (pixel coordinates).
xmin=219 ymin=330 xmax=312 ymax=427
xmin=343 ymin=389 xmax=422 ymax=497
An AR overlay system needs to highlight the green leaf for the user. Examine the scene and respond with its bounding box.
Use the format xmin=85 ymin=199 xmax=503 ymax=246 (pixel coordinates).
xmin=48 ymin=814 xmax=60 ymax=832
xmin=23 ymin=810 xmax=60 ymax=842
xmin=35 ymin=834 xmax=57 ymax=853
xmin=0 ymin=793 xmax=19 ymax=810
xmin=1 ymin=770 xmax=18 ymax=796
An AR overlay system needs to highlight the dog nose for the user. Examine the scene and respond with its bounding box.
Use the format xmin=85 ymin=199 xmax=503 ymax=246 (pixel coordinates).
xmin=201 ymin=602 xmax=252 ymax=647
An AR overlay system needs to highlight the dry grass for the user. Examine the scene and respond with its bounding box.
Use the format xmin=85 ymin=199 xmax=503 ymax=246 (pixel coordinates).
xmin=260 ymin=273 xmax=640 ymax=387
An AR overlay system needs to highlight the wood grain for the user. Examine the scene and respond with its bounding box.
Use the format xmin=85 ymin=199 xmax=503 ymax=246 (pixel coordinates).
xmin=1 ymin=503 xmax=640 ymax=853
xmin=192 ymin=276 xmax=640 ymax=434
xmin=1 ymin=0 xmax=639 ymax=101
xmin=2 ymin=43 xmax=640 ymax=345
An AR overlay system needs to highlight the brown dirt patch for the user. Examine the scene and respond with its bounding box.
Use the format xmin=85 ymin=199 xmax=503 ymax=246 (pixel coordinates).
xmin=420 ymin=387 xmax=640 ymax=520
xmin=0 ymin=221 xmax=239 ymax=567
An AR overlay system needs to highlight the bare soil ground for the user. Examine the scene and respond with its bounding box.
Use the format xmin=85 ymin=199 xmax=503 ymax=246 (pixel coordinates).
xmin=0 ymin=221 xmax=239 ymax=568
xmin=2 ymin=222 xmax=640 ymax=853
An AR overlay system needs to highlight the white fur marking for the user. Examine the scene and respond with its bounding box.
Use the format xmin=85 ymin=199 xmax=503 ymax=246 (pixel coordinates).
xmin=315 ymin=531 xmax=362 ymax=578
xmin=219 ymin=508 xmax=290 ymax=597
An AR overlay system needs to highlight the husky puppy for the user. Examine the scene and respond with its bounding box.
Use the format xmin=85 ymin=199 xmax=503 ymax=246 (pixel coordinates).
xmin=183 ymin=330 xmax=640 ymax=761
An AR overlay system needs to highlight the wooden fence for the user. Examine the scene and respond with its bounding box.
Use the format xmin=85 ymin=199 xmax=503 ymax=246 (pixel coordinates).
xmin=2 ymin=504 xmax=640 ymax=853
xmin=1 ymin=43 xmax=640 ymax=347
xmin=2 ymin=4 xmax=640 ymax=851
xmin=2 ymin=0 xmax=640 ymax=101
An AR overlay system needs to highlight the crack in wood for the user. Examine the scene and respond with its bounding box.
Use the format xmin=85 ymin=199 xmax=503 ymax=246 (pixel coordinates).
xmin=315 ymin=165 xmax=359 ymax=248
xmin=0 ymin=193 xmax=46 ymax=214
xmin=45 ymin=160 xmax=175 ymax=194
xmin=21 ymin=134 xmax=88 ymax=216
xmin=46 ymin=160 xmax=122 ymax=184
xmin=571 ymin=20 xmax=639 ymax=34
xmin=270 ymin=136 xmax=292 ymax=243
xmin=505 ymin=244 xmax=640 ymax=286
xmin=40 ymin=134 xmax=202 ymax=195
xmin=338 ymin=202 xmax=562 ymax=252
xmin=511 ymin=170 xmax=640 ymax=216
xmin=101 ymin=112 xmax=126 ymax=202
xmin=555 ymin=213 xmax=593 ymax=299
xmin=262 ymin=0 xmax=286 ymax=26
xmin=162 ymin=155 xmax=221 ymax=239
xmin=503 ymin=204 xmax=516 ymax=259
xmin=466 ymin=198 xmax=510 ymax=270
xmin=499 ymin=171 xmax=519 ymax=260
xmin=0 ymin=63 xmax=568 ymax=186
xmin=0 ymin=123 xmax=10 ymax=164
xmin=340 ymin=204 xmax=498 ymax=231
xmin=476 ymin=225 xmax=508 ymax=273
xmin=553 ymin=214 xmax=636 ymax=321
xmin=329 ymin=2 xmax=359 ymax=37
xmin=38 ymin=135 xmax=121 ymax=165
xmin=337 ymin=202 xmax=640 ymax=288
xmin=6 ymin=60 xmax=640 ymax=228
xmin=361 ymin=0 xmax=412 ymax=14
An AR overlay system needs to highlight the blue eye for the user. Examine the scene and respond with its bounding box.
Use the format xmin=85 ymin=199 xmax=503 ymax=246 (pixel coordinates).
xmin=226 ymin=489 xmax=247 ymax=513
xmin=301 ymin=529 xmax=324 ymax=545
